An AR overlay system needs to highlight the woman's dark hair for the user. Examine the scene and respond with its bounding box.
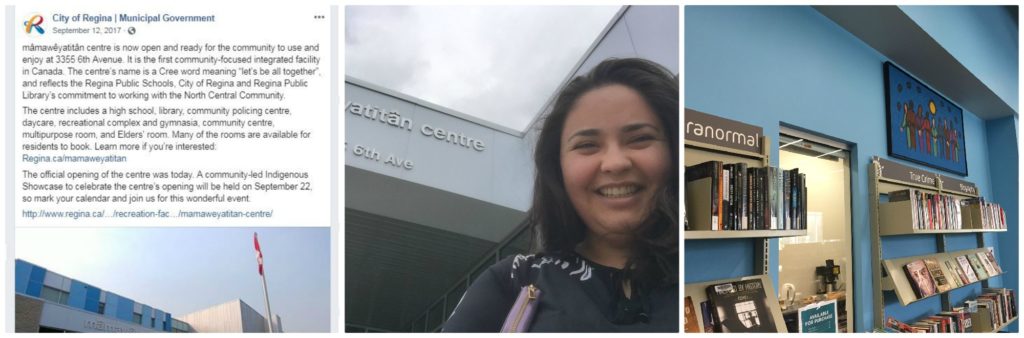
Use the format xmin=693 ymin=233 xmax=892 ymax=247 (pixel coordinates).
xmin=527 ymin=58 xmax=678 ymax=285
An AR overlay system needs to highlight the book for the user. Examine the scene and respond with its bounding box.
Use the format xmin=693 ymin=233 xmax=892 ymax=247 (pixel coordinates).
xmin=735 ymin=162 xmax=748 ymax=230
xmin=924 ymin=258 xmax=953 ymax=293
xmin=685 ymin=161 xmax=721 ymax=230
xmin=976 ymin=252 xmax=999 ymax=277
xmin=723 ymin=164 xmax=732 ymax=230
xmin=943 ymin=259 xmax=966 ymax=287
xmin=706 ymin=279 xmax=778 ymax=332
xmin=684 ymin=296 xmax=700 ymax=332
xmin=957 ymin=255 xmax=979 ymax=283
xmin=889 ymin=189 xmax=966 ymax=230
xmin=967 ymin=254 xmax=989 ymax=280
xmin=700 ymin=300 xmax=715 ymax=333
xmin=904 ymin=259 xmax=937 ymax=298
xmin=800 ymin=174 xmax=807 ymax=229
xmin=885 ymin=317 xmax=914 ymax=332
xmin=983 ymin=248 xmax=1002 ymax=274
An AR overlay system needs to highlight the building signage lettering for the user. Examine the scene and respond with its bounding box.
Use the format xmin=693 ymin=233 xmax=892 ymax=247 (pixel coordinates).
xmin=346 ymin=142 xmax=414 ymax=170
xmin=684 ymin=108 xmax=762 ymax=154
xmin=347 ymin=101 xmax=486 ymax=152
xmin=83 ymin=319 xmax=137 ymax=333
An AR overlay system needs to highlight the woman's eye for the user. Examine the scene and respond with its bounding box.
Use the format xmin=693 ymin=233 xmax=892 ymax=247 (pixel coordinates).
xmin=572 ymin=142 xmax=597 ymax=151
xmin=630 ymin=134 xmax=657 ymax=143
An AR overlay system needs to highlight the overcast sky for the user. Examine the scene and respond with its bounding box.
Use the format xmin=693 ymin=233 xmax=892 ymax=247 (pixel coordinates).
xmin=16 ymin=227 xmax=330 ymax=332
xmin=345 ymin=6 xmax=620 ymax=131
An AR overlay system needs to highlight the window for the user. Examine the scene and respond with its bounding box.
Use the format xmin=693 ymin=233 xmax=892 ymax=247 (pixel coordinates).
xmin=151 ymin=318 xmax=156 ymax=327
xmin=133 ymin=313 xmax=142 ymax=324
xmin=39 ymin=286 xmax=69 ymax=305
xmin=98 ymin=302 xmax=105 ymax=314
xmin=778 ymin=132 xmax=853 ymax=333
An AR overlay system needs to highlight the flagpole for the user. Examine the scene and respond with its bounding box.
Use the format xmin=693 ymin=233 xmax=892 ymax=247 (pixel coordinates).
xmin=261 ymin=269 xmax=274 ymax=333
xmin=255 ymin=232 xmax=275 ymax=333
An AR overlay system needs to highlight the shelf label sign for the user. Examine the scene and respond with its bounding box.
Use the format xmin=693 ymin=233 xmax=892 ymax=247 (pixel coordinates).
xmin=684 ymin=108 xmax=762 ymax=154
xmin=937 ymin=174 xmax=978 ymax=196
xmin=798 ymin=299 xmax=838 ymax=333
xmin=875 ymin=157 xmax=977 ymax=195
xmin=875 ymin=156 xmax=937 ymax=186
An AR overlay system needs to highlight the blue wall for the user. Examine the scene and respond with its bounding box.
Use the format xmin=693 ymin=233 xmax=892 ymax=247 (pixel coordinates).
xmin=685 ymin=6 xmax=1018 ymax=332
xmin=900 ymin=6 xmax=1019 ymax=112
xmin=14 ymin=260 xmax=174 ymax=330
xmin=987 ymin=115 xmax=1020 ymax=333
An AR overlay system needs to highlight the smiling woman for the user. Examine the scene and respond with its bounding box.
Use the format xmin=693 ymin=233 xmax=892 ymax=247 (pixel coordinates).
xmin=443 ymin=58 xmax=679 ymax=332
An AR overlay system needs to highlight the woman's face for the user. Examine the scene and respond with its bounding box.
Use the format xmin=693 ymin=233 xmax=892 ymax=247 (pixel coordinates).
xmin=560 ymin=84 xmax=671 ymax=244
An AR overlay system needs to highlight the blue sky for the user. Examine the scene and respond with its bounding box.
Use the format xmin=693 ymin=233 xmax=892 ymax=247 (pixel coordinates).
xmin=15 ymin=227 xmax=330 ymax=332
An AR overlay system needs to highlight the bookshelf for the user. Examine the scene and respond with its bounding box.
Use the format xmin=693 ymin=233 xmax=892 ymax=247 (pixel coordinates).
xmin=879 ymin=247 xmax=1004 ymax=306
xmin=683 ymin=109 xmax=807 ymax=333
xmin=685 ymin=135 xmax=808 ymax=273
xmin=869 ymin=156 xmax=1014 ymax=332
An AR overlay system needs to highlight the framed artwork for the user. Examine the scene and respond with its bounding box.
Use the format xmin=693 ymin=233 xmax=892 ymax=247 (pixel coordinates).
xmin=884 ymin=62 xmax=967 ymax=176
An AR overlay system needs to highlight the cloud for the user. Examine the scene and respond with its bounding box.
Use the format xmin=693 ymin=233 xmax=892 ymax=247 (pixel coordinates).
xmin=346 ymin=6 xmax=619 ymax=131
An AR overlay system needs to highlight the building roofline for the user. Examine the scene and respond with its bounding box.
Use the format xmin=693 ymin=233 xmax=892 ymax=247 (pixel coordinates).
xmin=346 ymin=5 xmax=630 ymax=137
xmin=345 ymin=76 xmax=526 ymax=137
xmin=15 ymin=258 xmax=166 ymax=314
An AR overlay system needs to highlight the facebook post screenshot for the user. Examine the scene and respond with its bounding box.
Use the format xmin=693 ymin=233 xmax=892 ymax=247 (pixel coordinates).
xmin=5 ymin=2 xmax=335 ymax=334
xmin=13 ymin=4 xmax=330 ymax=227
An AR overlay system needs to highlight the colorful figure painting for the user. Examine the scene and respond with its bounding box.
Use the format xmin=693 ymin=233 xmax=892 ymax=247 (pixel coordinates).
xmin=884 ymin=62 xmax=967 ymax=176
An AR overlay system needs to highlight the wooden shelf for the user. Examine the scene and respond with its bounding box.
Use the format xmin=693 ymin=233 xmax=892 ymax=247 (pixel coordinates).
xmin=684 ymin=275 xmax=788 ymax=333
xmin=685 ymin=229 xmax=807 ymax=240
xmin=880 ymin=247 xmax=1004 ymax=306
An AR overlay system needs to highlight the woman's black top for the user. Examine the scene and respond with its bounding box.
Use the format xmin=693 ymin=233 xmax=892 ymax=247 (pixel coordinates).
xmin=442 ymin=253 xmax=678 ymax=332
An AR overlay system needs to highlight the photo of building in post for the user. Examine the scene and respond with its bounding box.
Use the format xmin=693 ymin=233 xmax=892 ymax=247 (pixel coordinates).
xmin=14 ymin=227 xmax=329 ymax=333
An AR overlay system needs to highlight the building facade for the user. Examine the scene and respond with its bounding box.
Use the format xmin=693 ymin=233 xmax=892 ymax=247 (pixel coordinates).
xmin=14 ymin=259 xmax=175 ymax=333
xmin=14 ymin=259 xmax=281 ymax=333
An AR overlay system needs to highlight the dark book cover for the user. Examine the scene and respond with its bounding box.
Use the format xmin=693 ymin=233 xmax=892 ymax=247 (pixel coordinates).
xmin=736 ymin=162 xmax=748 ymax=230
xmin=748 ymin=167 xmax=761 ymax=230
xmin=700 ymin=300 xmax=714 ymax=333
xmin=889 ymin=189 xmax=913 ymax=202
xmin=789 ymin=171 xmax=796 ymax=230
xmin=759 ymin=167 xmax=768 ymax=230
xmin=705 ymin=280 xmax=778 ymax=333
xmin=800 ymin=173 xmax=807 ymax=229
xmin=722 ymin=164 xmax=733 ymax=231
xmin=783 ymin=169 xmax=791 ymax=229
xmin=774 ymin=167 xmax=783 ymax=230
xmin=904 ymin=259 xmax=937 ymax=298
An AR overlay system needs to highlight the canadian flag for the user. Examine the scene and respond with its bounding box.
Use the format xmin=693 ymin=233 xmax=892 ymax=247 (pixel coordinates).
xmin=254 ymin=232 xmax=264 ymax=276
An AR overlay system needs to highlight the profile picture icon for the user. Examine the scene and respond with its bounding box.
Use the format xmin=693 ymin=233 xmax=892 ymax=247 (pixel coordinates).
xmin=24 ymin=14 xmax=45 ymax=34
